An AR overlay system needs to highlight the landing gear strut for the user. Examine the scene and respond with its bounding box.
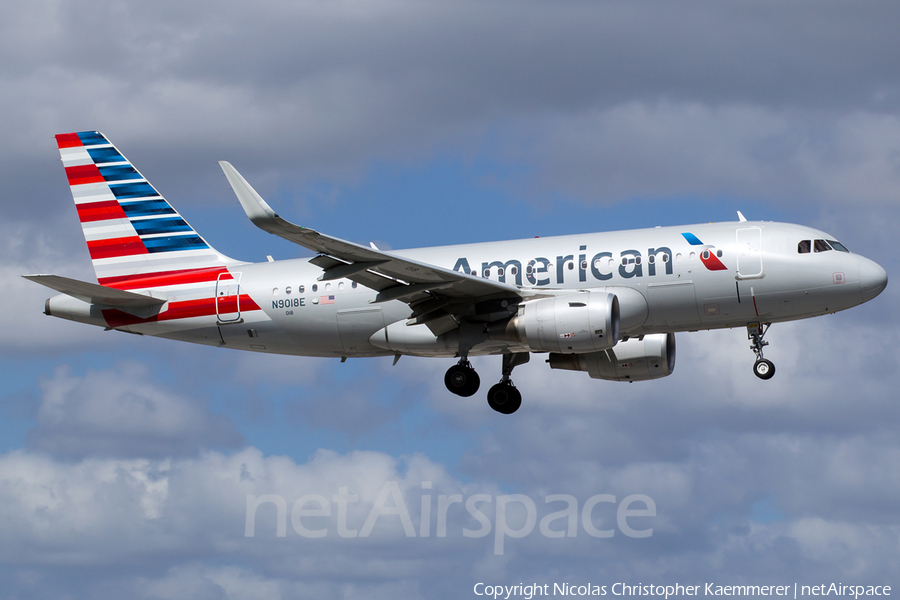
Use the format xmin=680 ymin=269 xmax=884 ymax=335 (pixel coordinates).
xmin=444 ymin=360 xmax=480 ymax=397
xmin=487 ymin=353 xmax=529 ymax=414
xmin=747 ymin=322 xmax=775 ymax=380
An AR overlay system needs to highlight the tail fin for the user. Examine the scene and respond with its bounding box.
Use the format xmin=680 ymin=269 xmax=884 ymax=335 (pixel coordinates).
xmin=55 ymin=131 xmax=239 ymax=289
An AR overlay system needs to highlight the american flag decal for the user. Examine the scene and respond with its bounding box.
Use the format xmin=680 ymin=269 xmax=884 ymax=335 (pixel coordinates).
xmin=320 ymin=295 xmax=335 ymax=305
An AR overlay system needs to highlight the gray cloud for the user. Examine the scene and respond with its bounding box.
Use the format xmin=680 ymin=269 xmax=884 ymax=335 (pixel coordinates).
xmin=27 ymin=364 xmax=244 ymax=458
xmin=509 ymin=104 xmax=900 ymax=206
xmin=3 ymin=0 xmax=900 ymax=223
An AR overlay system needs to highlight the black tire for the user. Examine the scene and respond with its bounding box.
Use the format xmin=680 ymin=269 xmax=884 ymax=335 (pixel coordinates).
xmin=487 ymin=383 xmax=522 ymax=414
xmin=753 ymin=359 xmax=775 ymax=380
xmin=444 ymin=364 xmax=480 ymax=397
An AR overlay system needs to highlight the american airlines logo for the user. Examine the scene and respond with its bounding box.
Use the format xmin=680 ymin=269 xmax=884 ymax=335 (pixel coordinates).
xmin=452 ymin=244 xmax=677 ymax=286
xmin=681 ymin=232 xmax=729 ymax=271
xmin=452 ymin=235 xmax=731 ymax=287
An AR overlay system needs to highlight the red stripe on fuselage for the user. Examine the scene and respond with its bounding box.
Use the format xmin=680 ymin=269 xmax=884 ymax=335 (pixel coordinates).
xmin=76 ymin=200 xmax=128 ymax=223
xmin=87 ymin=236 xmax=148 ymax=260
xmin=102 ymin=294 xmax=261 ymax=328
xmin=100 ymin=267 xmax=232 ymax=290
xmin=66 ymin=164 xmax=105 ymax=185
xmin=55 ymin=133 xmax=82 ymax=149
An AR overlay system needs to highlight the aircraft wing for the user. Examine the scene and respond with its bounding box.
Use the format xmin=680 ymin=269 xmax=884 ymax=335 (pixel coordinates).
xmin=220 ymin=161 xmax=532 ymax=331
xmin=23 ymin=274 xmax=166 ymax=308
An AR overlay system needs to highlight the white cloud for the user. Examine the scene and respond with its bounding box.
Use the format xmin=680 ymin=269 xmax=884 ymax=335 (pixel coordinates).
xmin=0 ymin=220 xmax=113 ymax=353
xmin=1 ymin=441 xmax=899 ymax=596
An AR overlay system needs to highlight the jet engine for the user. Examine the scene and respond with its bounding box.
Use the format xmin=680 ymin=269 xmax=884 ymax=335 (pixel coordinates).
xmin=547 ymin=333 xmax=675 ymax=381
xmin=486 ymin=291 xmax=620 ymax=354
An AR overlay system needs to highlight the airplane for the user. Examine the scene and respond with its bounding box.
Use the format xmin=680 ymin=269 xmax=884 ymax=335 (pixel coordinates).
xmin=26 ymin=131 xmax=888 ymax=414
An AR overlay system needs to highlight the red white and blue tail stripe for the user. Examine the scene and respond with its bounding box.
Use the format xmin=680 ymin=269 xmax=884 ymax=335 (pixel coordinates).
xmin=55 ymin=131 xmax=239 ymax=289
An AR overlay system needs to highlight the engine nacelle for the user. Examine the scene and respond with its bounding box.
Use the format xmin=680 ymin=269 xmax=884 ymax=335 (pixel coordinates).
xmin=547 ymin=333 xmax=675 ymax=381
xmin=487 ymin=291 xmax=620 ymax=354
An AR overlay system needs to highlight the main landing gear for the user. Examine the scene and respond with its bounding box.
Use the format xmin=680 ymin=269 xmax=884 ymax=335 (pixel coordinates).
xmin=444 ymin=352 xmax=530 ymax=414
xmin=747 ymin=322 xmax=775 ymax=380
xmin=444 ymin=360 xmax=480 ymax=397
xmin=487 ymin=352 xmax=529 ymax=414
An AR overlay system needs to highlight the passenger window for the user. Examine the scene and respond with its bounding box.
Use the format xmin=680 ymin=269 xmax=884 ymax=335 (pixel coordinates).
xmin=351 ymin=282 xmax=358 ymax=288
xmin=338 ymin=282 xmax=344 ymax=290
xmin=312 ymin=284 xmax=318 ymax=292
xmin=325 ymin=282 xmax=332 ymax=291
xmin=828 ymin=240 xmax=850 ymax=252
xmin=299 ymin=285 xmax=305 ymax=293
xmin=648 ymin=255 xmax=655 ymax=264
xmin=285 ymin=286 xmax=292 ymax=295
xmin=798 ymin=240 xmax=811 ymax=254
xmin=814 ymin=239 xmax=832 ymax=252
xmin=716 ymin=250 xmax=723 ymax=258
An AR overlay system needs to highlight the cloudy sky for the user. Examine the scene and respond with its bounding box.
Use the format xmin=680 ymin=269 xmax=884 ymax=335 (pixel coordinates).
xmin=1 ymin=0 xmax=898 ymax=597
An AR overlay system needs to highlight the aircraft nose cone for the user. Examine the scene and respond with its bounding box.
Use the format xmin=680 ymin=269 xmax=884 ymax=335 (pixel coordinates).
xmin=859 ymin=259 xmax=888 ymax=302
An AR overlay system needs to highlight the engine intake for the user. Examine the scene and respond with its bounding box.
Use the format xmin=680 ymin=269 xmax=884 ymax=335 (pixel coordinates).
xmin=486 ymin=291 xmax=620 ymax=354
xmin=547 ymin=333 xmax=675 ymax=381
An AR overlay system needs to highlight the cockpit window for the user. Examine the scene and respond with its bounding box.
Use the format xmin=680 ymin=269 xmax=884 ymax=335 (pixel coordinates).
xmin=813 ymin=239 xmax=832 ymax=252
xmin=798 ymin=240 xmax=811 ymax=254
xmin=828 ymin=240 xmax=850 ymax=252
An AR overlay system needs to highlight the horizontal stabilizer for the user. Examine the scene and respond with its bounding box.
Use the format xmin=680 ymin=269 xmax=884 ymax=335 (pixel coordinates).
xmin=23 ymin=274 xmax=166 ymax=308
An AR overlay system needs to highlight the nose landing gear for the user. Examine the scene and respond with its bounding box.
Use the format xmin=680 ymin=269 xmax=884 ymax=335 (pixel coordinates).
xmin=748 ymin=322 xmax=775 ymax=380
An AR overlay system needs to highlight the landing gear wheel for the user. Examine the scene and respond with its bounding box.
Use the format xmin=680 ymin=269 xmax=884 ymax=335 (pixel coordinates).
xmin=753 ymin=359 xmax=775 ymax=380
xmin=445 ymin=363 xmax=480 ymax=397
xmin=747 ymin=323 xmax=775 ymax=380
xmin=487 ymin=382 xmax=522 ymax=414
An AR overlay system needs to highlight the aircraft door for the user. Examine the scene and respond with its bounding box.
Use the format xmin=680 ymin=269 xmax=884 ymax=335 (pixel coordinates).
xmin=216 ymin=271 xmax=242 ymax=323
xmin=736 ymin=227 xmax=763 ymax=279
